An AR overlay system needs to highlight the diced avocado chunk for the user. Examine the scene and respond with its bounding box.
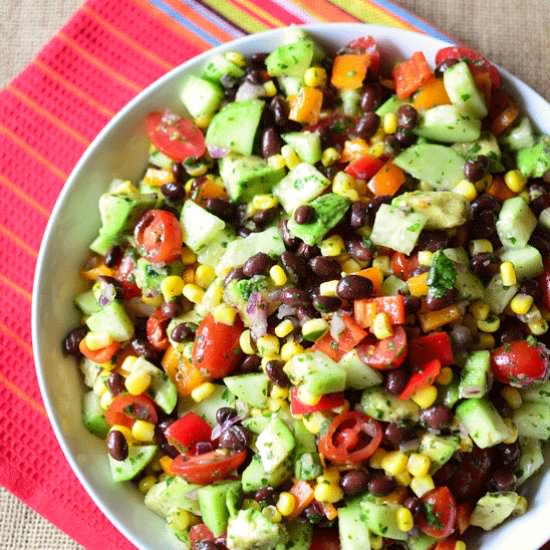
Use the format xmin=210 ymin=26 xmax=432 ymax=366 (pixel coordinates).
xmin=452 ymin=131 xmax=504 ymax=171
xmin=202 ymin=54 xmax=245 ymax=82
xmin=470 ymin=492 xmax=521 ymax=531
xmin=256 ymin=418 xmax=296 ymax=473
xmin=515 ymin=437 xmax=544 ymax=485
xmin=443 ymin=61 xmax=488 ymax=118
xmin=181 ymin=199 xmax=226 ymax=254
xmin=82 ymin=391 xmax=109 ymax=438
xmin=441 ymin=380 xmax=460 ymax=408
xmin=414 ymin=105 xmax=481 ymax=143
xmin=86 ymin=301 xmax=134 ymax=342
xmin=339 ymin=500 xmax=371 ymax=550
xmin=282 ymin=131 xmax=321 ymax=164
xmin=361 ymin=387 xmax=420 ymax=423
xmin=241 ymin=455 xmax=292 ymax=492
xmin=419 ymin=433 xmax=459 ymax=473
xmin=242 ymin=414 xmax=271 ymax=435
xmin=517 ymin=136 xmax=550 ymax=178
xmin=273 ymin=163 xmax=330 ymax=214
xmin=281 ymin=521 xmax=312 ymax=550
xmin=226 ymin=508 xmax=286 ymax=550
xmin=178 ymin=384 xmax=235 ymax=426
xmin=485 ymin=273 xmax=518 ymax=314
xmin=361 ymin=498 xmax=407 ymax=541
xmin=500 ymin=116 xmax=535 ymax=151
xmin=206 ymin=99 xmax=264 ymax=156
xmin=370 ymin=204 xmax=427 ymax=255
xmin=499 ymin=246 xmax=543 ymax=281
xmin=75 ymin=290 xmax=100 ymax=315
xmin=266 ymin=39 xmax=314 ymax=78
xmin=131 ymin=357 xmax=177 ymax=414
xmin=198 ymin=481 xmax=241 ymax=537
xmin=145 ymin=476 xmax=201 ymax=517
xmin=513 ymin=402 xmax=550 ymax=440
xmin=394 ymin=144 xmax=465 ymax=190
xmin=223 ymin=373 xmax=269 ymax=409
xmin=219 ymin=155 xmax=285 ymax=203
xmin=496 ymin=197 xmax=537 ymax=248
xmin=455 ymin=398 xmax=510 ymax=448
xmin=287 ymin=193 xmax=350 ymax=246
xmin=392 ymin=191 xmax=470 ymax=230
xmin=339 ymin=349 xmax=383 ymax=390
xmin=109 ymin=445 xmax=157 ymax=482
xmin=293 ymin=419 xmax=322 ymax=481
xmin=459 ymin=350 xmax=491 ymax=398
xmin=180 ymin=75 xmax=223 ymax=119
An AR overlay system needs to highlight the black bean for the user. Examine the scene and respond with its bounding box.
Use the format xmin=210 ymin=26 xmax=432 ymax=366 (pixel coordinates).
xmin=130 ymin=338 xmax=159 ymax=362
xmin=296 ymin=305 xmax=316 ymax=322
xmin=265 ymin=360 xmax=290 ymax=387
xmin=385 ymin=369 xmax=409 ymax=395
xmin=245 ymin=67 xmax=264 ymax=84
xmin=395 ymin=126 xmax=416 ymax=147
xmin=321 ymin=84 xmax=339 ymax=110
xmin=471 ymin=210 xmax=497 ymax=240
xmin=471 ymin=194 xmax=501 ymax=216
xmin=403 ymin=295 xmax=421 ymax=314
xmin=340 ymin=470 xmax=370 ymax=496
xmin=383 ymin=423 xmax=415 ymax=449
xmin=280 ymin=287 xmax=311 ymax=306
xmin=397 ymin=104 xmax=418 ymax=130
xmin=449 ymin=447 xmax=494 ymax=502
xmin=346 ymin=237 xmax=374 ymax=262
xmin=420 ymin=405 xmax=452 ymax=430
xmin=294 ymin=205 xmax=315 ymax=225
xmin=219 ymin=425 xmax=250 ymax=450
xmin=471 ymin=252 xmax=500 ymax=279
xmin=490 ymin=468 xmax=516 ymax=491
xmin=243 ymin=252 xmax=272 ymax=277
xmin=309 ymin=256 xmax=340 ymax=280
xmin=425 ymin=288 xmax=458 ymax=311
xmin=544 ymin=169 xmax=550 ymax=184
xmin=337 ymin=275 xmax=374 ymax=300
xmin=350 ymin=202 xmax=368 ymax=228
xmin=261 ymin=127 xmax=282 ymax=158
xmin=160 ymin=301 xmax=182 ymax=319
xmin=107 ymin=430 xmax=128 ymax=461
xmin=417 ymin=230 xmax=449 ymax=252
xmin=171 ymin=323 xmax=191 ymax=343
xmin=216 ymin=407 xmax=237 ymax=425
xmin=239 ymin=355 xmax=261 ymax=372
xmin=171 ymin=162 xmax=187 ymax=184
xmin=497 ymin=442 xmax=521 ymax=469
xmin=104 ymin=245 xmax=122 ymax=268
xmin=253 ymin=207 xmax=278 ymax=228
xmin=281 ymin=251 xmax=310 ymax=283
xmin=254 ymin=486 xmax=276 ymax=504
xmin=433 ymin=461 xmax=458 ymax=485
xmin=249 ymin=52 xmax=268 ymax=65
xmin=297 ymin=242 xmax=321 ymax=259
xmin=367 ymin=196 xmax=391 ymax=223
xmin=464 ymin=155 xmax=490 ymax=182
xmin=195 ymin=442 xmax=214 ymax=455
xmin=450 ymin=324 xmax=473 ymax=354
xmin=360 ymin=83 xmax=384 ymax=112
xmin=313 ymin=295 xmax=342 ymax=314
xmin=435 ymin=57 xmax=459 ymax=76
xmin=161 ymin=181 xmax=185 ymax=201
xmin=384 ymin=134 xmax=402 ymax=156
xmin=519 ymin=279 xmax=541 ymax=300
xmin=368 ymin=475 xmax=396 ymax=496
xmin=270 ymin=95 xmax=289 ymax=127
xmin=530 ymin=232 xmax=550 ymax=256
xmin=63 ymin=326 xmax=87 ymax=356
xmin=108 ymin=372 xmax=126 ymax=396
xmin=279 ymin=219 xmax=298 ymax=249
xmin=304 ymin=501 xmax=325 ymax=524
xmin=530 ymin=194 xmax=550 ymax=216
xmin=224 ymin=267 xmax=245 ymax=286
xmin=205 ymin=198 xmax=234 ymax=220
xmin=404 ymin=496 xmax=422 ymax=518
xmin=355 ymin=112 xmax=380 ymax=139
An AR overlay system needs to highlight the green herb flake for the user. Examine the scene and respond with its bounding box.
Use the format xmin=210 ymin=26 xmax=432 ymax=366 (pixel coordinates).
xmin=428 ymin=250 xmax=457 ymax=299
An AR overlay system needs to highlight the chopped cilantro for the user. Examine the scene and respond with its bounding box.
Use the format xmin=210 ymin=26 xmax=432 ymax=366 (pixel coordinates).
xmin=428 ymin=251 xmax=457 ymax=299
xmin=424 ymin=502 xmax=443 ymax=529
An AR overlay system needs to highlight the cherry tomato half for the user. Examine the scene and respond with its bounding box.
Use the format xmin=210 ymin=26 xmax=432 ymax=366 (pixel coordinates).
xmin=106 ymin=394 xmax=158 ymax=428
xmin=491 ymin=340 xmax=549 ymax=386
xmin=171 ymin=449 xmax=247 ymax=485
xmin=357 ymin=326 xmax=408 ymax=370
xmin=319 ymin=411 xmax=382 ymax=464
xmin=435 ymin=46 xmax=501 ymax=88
xmin=134 ymin=209 xmax=182 ymax=264
xmin=192 ymin=314 xmax=244 ymax=379
xmin=290 ymin=388 xmax=345 ymax=415
xmin=391 ymin=251 xmax=419 ymax=280
xmin=79 ymin=339 xmax=120 ymax=363
xmin=417 ymin=486 xmax=457 ymax=539
xmin=146 ymin=308 xmax=170 ymax=351
xmin=146 ymin=111 xmax=205 ymax=162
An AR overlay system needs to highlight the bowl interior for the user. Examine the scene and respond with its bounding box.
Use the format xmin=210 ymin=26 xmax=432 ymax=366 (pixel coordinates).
xmin=33 ymin=23 xmax=550 ymax=550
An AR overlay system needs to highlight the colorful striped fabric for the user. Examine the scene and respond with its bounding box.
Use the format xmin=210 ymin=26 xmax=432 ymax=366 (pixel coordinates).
xmin=0 ymin=1 xmax=450 ymax=548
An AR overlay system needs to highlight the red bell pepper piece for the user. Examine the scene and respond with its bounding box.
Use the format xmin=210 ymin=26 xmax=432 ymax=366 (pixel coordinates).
xmin=345 ymin=154 xmax=384 ymax=180
xmin=353 ymin=295 xmax=406 ymax=329
xmin=393 ymin=51 xmax=434 ymax=99
xmin=400 ymin=359 xmax=442 ymax=400
xmin=409 ymin=332 xmax=454 ymax=371
xmin=312 ymin=315 xmax=367 ymax=360
xmin=164 ymin=412 xmax=212 ymax=452
xmin=312 ymin=333 xmax=345 ymax=361
xmin=290 ymin=388 xmax=345 ymax=415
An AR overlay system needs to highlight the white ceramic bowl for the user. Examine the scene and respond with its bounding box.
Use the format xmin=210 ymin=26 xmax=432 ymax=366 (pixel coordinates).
xmin=33 ymin=23 xmax=550 ymax=550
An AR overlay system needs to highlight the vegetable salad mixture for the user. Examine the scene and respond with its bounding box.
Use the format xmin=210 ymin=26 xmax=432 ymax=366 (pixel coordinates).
xmin=64 ymin=29 xmax=550 ymax=550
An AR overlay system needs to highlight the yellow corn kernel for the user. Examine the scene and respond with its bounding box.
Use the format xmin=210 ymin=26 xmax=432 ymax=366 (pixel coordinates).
xmin=519 ymin=190 xmax=530 ymax=202
xmin=454 ymin=179 xmax=478 ymax=201
xmin=529 ymin=319 xmax=549 ymax=335
xmin=381 ymin=451 xmax=408 ymax=476
xmin=252 ymin=193 xmax=279 ymax=210
xmin=304 ymin=66 xmax=327 ymax=88
xmin=191 ymin=382 xmax=216 ymax=403
xmin=262 ymin=505 xmax=282 ymax=523
xmin=370 ymin=535 xmax=383 ymax=550
xmin=500 ymin=261 xmax=517 ymax=287
xmin=125 ymin=370 xmax=151 ymax=396
xmin=503 ymin=418 xmax=519 ymax=444
xmin=112 ymin=179 xmax=138 ymax=195
xmin=257 ymin=335 xmax=280 ymax=358
xmin=212 ymin=304 xmax=237 ymax=326
xmin=407 ymin=272 xmax=429 ymax=297
xmin=411 ymin=385 xmax=438 ymax=409
xmin=268 ymin=154 xmax=286 ymax=170
xmin=119 ymin=355 xmax=138 ymax=377
xmin=455 ymin=542 xmax=467 ymax=550
xmin=158 ymin=455 xmax=174 ymax=475
xmin=271 ymin=385 xmax=289 ymax=400
xmin=85 ymin=331 xmax=113 ymax=351
xmin=372 ymin=255 xmax=391 ymax=274
xmin=320 ymin=235 xmax=345 ymax=257
xmin=314 ymin=482 xmax=344 ymax=504
xmin=302 ymin=412 xmax=327 ymax=434
xmin=132 ymin=420 xmax=155 ymax=442
xmin=320 ymin=468 xmax=340 ymax=484
xmin=224 ymin=51 xmax=245 ymax=67
xmin=142 ymin=292 xmax=163 ymax=307
xmin=297 ymin=386 xmax=322 ymax=406
xmin=194 ymin=265 xmax=215 ymax=289
xmin=369 ymin=448 xmax=387 ymax=469
xmin=143 ymin=167 xmax=174 ymax=187
xmin=394 ymin=471 xmax=412 ymax=487
xmin=370 ymin=141 xmax=385 ymax=158
xmin=182 ymin=283 xmax=204 ymax=304
xmin=372 ymin=312 xmax=393 ymax=340
xmin=160 ymin=275 xmax=185 ymax=302
xmin=470 ymin=301 xmax=490 ymax=321
xmin=193 ymin=114 xmax=212 ymax=129
xmin=510 ymin=293 xmax=534 ymax=315
xmin=138 ymin=475 xmax=157 ymax=493
xmin=280 ymin=340 xmax=304 ymax=362
xmin=477 ymin=314 xmax=501 ymax=333
xmin=396 ymin=507 xmax=414 ymax=532
xmin=341 ymin=258 xmax=362 ymax=274
xmin=410 ymin=474 xmax=435 ymax=497
xmin=302 ymin=318 xmax=329 ymax=341
xmin=500 ymin=387 xmax=523 ymax=410
xmin=181 ymin=247 xmax=197 ymax=265
xmin=281 ymin=144 xmax=301 ymax=169
xmin=269 ymin=397 xmax=287 ymax=412
xmin=477 ymin=333 xmax=495 ymax=350
xmin=383 ymin=112 xmax=398 ymax=135
xmin=239 ymin=329 xmax=255 ymax=355
xmin=319 ymin=279 xmax=339 ymax=297
xmin=321 ymin=147 xmax=340 ymax=167
xmin=333 ymin=171 xmax=359 ymax=201
xmin=504 ymin=169 xmax=527 ymax=193
xmin=269 ymin=265 xmax=288 ymax=287
xmin=275 ymin=319 xmax=294 ymax=338
xmin=182 ymin=266 xmax=195 ymax=284
xmin=263 ymin=80 xmax=277 ymax=97
xmin=436 ymin=367 xmax=454 ymax=386
xmin=469 ymin=239 xmax=493 ymax=255
xmin=276 ymin=492 xmax=297 ymax=517
xmin=407 ymin=453 xmax=431 ymax=477
xmin=100 ymin=390 xmax=114 ymax=410
xmin=417 ymin=250 xmax=433 ymax=267
xmin=514 ymin=496 xmax=528 ymax=516
xmin=167 ymin=508 xmax=192 ymax=531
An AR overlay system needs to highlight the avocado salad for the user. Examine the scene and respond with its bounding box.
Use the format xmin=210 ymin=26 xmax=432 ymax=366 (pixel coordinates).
xmin=63 ymin=29 xmax=550 ymax=550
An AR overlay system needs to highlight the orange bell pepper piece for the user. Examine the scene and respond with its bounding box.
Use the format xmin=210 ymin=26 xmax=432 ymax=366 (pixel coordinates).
xmin=490 ymin=91 xmax=519 ymax=136
xmin=407 ymin=272 xmax=429 ymax=297
xmin=289 ymin=86 xmax=323 ymax=125
xmin=341 ymin=138 xmax=370 ymax=163
xmin=162 ymin=347 xmax=203 ymax=396
xmin=192 ymin=176 xmax=228 ymax=206
xmin=79 ymin=339 xmax=120 ymax=364
xmin=368 ymin=161 xmax=406 ymax=197
xmin=355 ymin=267 xmax=383 ymax=295
xmin=289 ymin=480 xmax=315 ymax=519
xmin=473 ymin=70 xmax=492 ymax=107
xmin=331 ymin=54 xmax=371 ymax=90
xmin=413 ymin=78 xmax=450 ymax=110
xmin=354 ymin=296 xmax=406 ymax=328
xmin=487 ymin=174 xmax=516 ymax=201
xmin=419 ymin=304 xmax=462 ymax=332
xmin=393 ymin=52 xmax=434 ymax=99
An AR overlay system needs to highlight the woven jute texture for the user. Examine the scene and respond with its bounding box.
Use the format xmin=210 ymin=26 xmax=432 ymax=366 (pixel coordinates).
xmin=1 ymin=1 xmax=548 ymax=549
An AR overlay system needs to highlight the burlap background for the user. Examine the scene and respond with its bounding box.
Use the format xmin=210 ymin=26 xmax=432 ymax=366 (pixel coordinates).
xmin=1 ymin=0 xmax=549 ymax=548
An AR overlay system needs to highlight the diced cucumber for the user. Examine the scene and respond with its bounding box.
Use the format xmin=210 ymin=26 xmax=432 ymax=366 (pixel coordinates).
xmin=440 ymin=380 xmax=460 ymax=408
xmin=454 ymin=266 xmax=485 ymax=301
xmin=455 ymin=398 xmax=510 ymax=448
xmin=470 ymin=492 xmax=521 ymax=531
xmin=339 ymin=349 xmax=383 ymax=390
xmin=80 ymin=358 xmax=104 ymax=388
xmin=340 ymin=89 xmax=361 ymax=116
xmin=521 ymin=380 xmax=550 ymax=405
xmin=145 ymin=476 xmax=201 ymax=517
xmin=515 ymin=438 xmax=544 ymax=485
xmin=452 ymin=131 xmax=504 ymax=172
xmin=375 ymin=95 xmax=406 ymax=117
xmin=109 ymin=445 xmax=157 ymax=482
xmin=180 ymin=199 xmax=226 ymax=254
xmin=282 ymin=131 xmax=321 ymax=164
xmin=277 ymin=76 xmax=303 ymax=96
xmin=459 ymin=350 xmax=491 ymax=398
xmin=407 ymin=534 xmax=438 ymax=550
xmin=227 ymin=509 xmax=286 ymax=550
xmin=381 ymin=274 xmax=408 ymax=296
xmin=223 ymin=373 xmax=269 ymax=409
xmin=499 ymin=246 xmax=543 ymax=281
xmin=419 ymin=433 xmax=459 ymax=473
xmin=339 ymin=500 xmax=371 ymax=550
xmin=443 ymin=61 xmax=488 ymax=118
xmin=283 ymin=521 xmax=313 ymax=550
xmin=180 ymin=75 xmax=223 ymax=119
xmin=360 ymin=387 xmax=420 ymax=423
xmin=256 ymin=418 xmax=296 ymax=473
xmin=496 ymin=197 xmax=537 ymax=248
xmin=242 ymin=414 xmax=271 ymax=435
xmin=540 ymin=208 xmax=550 ymax=232
xmin=513 ymin=402 xmax=550 ymax=440
xmin=132 ymin=357 xmax=177 ymax=414
xmin=201 ymin=54 xmax=245 ymax=82
xmin=500 ymin=116 xmax=535 ymax=151
xmin=134 ymin=258 xmax=183 ymax=293
xmin=197 ymin=227 xmax=236 ymax=268
xmin=293 ymin=419 xmax=322 ymax=481
xmin=415 ymin=105 xmax=481 ymax=143
xmin=81 ymin=391 xmax=109 ymax=438
xmin=485 ymin=274 xmax=518 ymax=314
xmin=86 ymin=301 xmax=134 ymax=342
xmin=241 ymin=455 xmax=292 ymax=492
xmin=75 ymin=290 xmax=100 ymax=315
xmin=198 ymin=481 xmax=241 ymax=536
xmin=361 ymin=498 xmax=407 ymax=541
xmin=149 ymin=145 xmax=173 ymax=169
xmin=178 ymin=385 xmax=235 ymax=426
xmin=266 ymin=39 xmax=314 ymax=78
